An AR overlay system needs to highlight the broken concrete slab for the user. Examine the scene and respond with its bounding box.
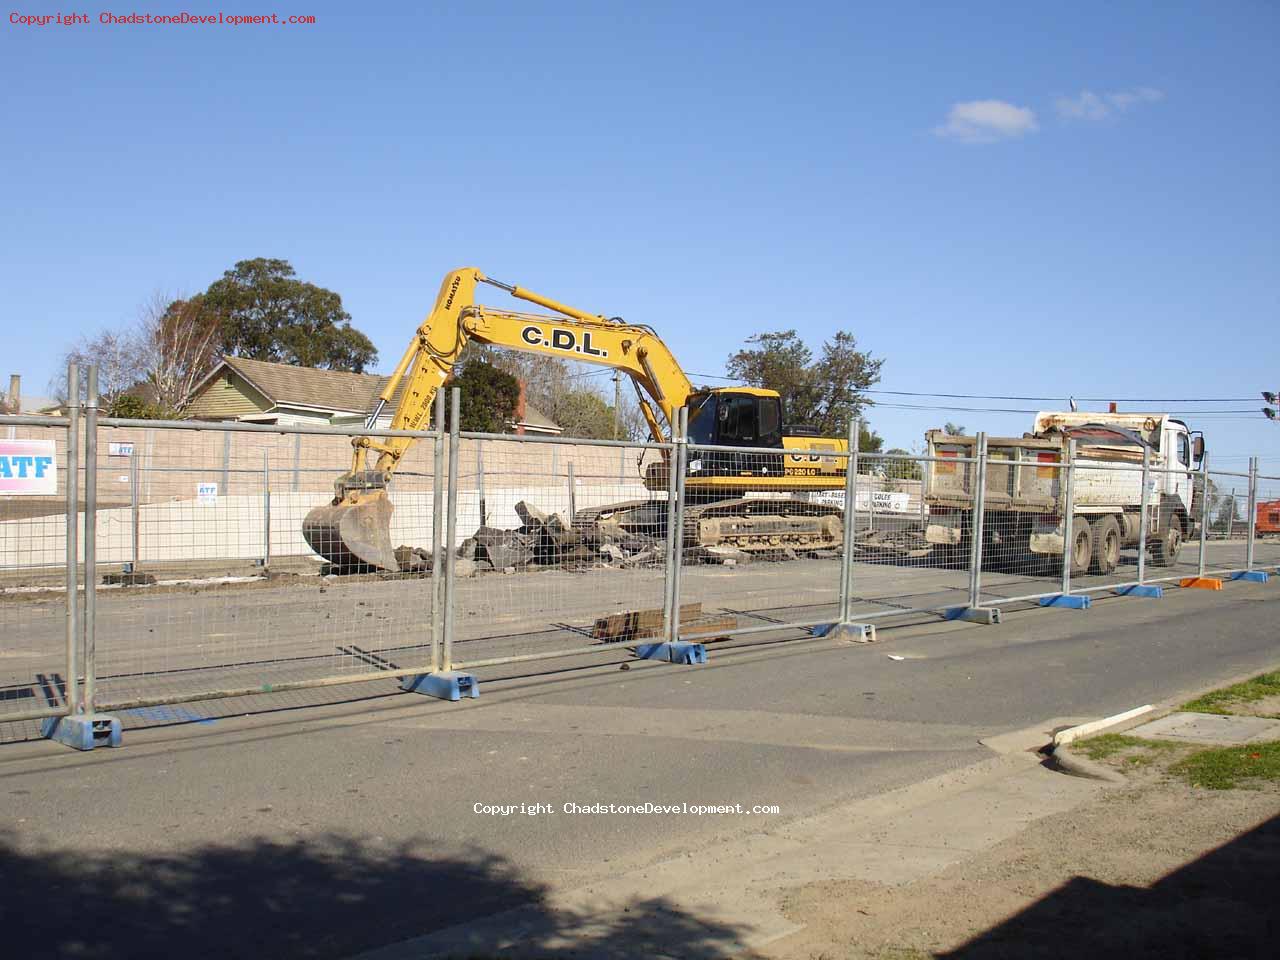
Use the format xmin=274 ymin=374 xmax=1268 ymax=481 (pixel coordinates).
xmin=514 ymin=500 xmax=550 ymax=528
xmin=393 ymin=546 xmax=431 ymax=573
xmin=474 ymin=526 xmax=535 ymax=569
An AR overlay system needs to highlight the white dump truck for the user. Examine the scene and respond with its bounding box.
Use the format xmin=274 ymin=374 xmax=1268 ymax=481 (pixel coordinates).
xmin=923 ymin=412 xmax=1205 ymax=575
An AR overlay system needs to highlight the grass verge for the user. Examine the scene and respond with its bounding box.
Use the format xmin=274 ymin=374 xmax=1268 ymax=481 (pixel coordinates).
xmin=1168 ymin=740 xmax=1280 ymax=789
xmin=1077 ymin=733 xmax=1182 ymax=763
xmin=1182 ymin=670 xmax=1280 ymax=717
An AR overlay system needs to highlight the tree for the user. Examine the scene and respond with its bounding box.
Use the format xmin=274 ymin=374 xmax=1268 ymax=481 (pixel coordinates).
xmin=725 ymin=329 xmax=883 ymax=436
xmin=106 ymin=394 xmax=171 ymax=420
xmin=140 ymin=292 xmax=222 ymax=411
xmin=56 ymin=329 xmax=149 ymax=405
xmin=942 ymin=422 xmax=967 ymax=437
xmin=201 ymin=258 xmax=377 ymax=372
xmin=882 ymin=448 xmax=922 ymax=482
xmin=458 ymin=343 xmax=653 ymax=440
xmin=446 ymin=361 xmax=520 ymax=433
xmin=552 ymin=390 xmax=616 ymax=439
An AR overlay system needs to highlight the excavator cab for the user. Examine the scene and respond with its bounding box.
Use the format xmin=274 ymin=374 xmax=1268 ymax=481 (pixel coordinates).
xmin=685 ymin=388 xmax=785 ymax=477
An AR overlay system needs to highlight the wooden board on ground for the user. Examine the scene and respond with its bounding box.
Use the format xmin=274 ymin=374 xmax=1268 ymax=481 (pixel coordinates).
xmin=593 ymin=603 xmax=701 ymax=643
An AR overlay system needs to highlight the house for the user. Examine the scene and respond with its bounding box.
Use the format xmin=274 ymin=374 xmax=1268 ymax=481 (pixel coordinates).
xmin=183 ymin=355 xmax=561 ymax=434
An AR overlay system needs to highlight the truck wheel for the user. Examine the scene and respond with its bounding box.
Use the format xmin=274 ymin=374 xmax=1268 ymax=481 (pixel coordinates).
xmin=1090 ymin=515 xmax=1121 ymax=576
xmin=1151 ymin=523 xmax=1183 ymax=567
xmin=1068 ymin=517 xmax=1093 ymax=576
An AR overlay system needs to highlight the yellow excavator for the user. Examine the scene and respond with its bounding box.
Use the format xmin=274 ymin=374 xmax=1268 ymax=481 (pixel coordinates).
xmin=303 ymin=268 xmax=852 ymax=571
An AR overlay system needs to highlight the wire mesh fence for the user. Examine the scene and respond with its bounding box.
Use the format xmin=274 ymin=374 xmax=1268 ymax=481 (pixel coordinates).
xmin=843 ymin=448 xmax=976 ymax=622
xmin=5 ymin=375 xmax=1280 ymax=745
xmin=444 ymin=432 xmax=670 ymax=670
xmin=1202 ymin=468 xmax=1253 ymax=578
xmin=675 ymin=440 xmax=847 ymax=640
xmin=1254 ymin=472 xmax=1280 ymax=571
xmin=964 ymin=436 xmax=1076 ymax=606
xmin=0 ymin=416 xmax=74 ymax=727
xmin=87 ymin=419 xmax=442 ymax=712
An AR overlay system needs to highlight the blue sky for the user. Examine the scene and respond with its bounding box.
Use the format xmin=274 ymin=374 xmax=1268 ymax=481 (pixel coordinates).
xmin=3 ymin=1 xmax=1277 ymax=470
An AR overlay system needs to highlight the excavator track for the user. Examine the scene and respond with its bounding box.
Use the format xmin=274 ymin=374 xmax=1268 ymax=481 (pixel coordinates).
xmin=573 ymin=495 xmax=844 ymax=554
xmin=681 ymin=497 xmax=843 ymax=552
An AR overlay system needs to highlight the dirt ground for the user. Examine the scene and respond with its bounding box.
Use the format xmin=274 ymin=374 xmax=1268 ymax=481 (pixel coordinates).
xmin=765 ymin=759 xmax=1280 ymax=959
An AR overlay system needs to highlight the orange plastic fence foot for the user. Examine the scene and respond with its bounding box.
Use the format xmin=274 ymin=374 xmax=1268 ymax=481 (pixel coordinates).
xmin=1179 ymin=577 xmax=1223 ymax=590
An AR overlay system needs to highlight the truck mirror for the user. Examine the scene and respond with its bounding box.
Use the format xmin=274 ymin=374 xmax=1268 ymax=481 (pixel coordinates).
xmin=1192 ymin=437 xmax=1205 ymax=461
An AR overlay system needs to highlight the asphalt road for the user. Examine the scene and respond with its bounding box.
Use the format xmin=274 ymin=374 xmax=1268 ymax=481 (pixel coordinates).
xmin=1 ymin=571 xmax=1277 ymax=959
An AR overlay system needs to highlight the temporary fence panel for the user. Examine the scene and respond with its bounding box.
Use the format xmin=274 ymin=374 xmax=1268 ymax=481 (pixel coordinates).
xmin=0 ymin=414 xmax=76 ymax=729
xmin=1201 ymin=467 xmax=1253 ymax=578
xmin=969 ymin=438 xmax=1077 ymax=606
xmin=86 ymin=420 xmax=442 ymax=712
xmin=1252 ymin=469 xmax=1280 ymax=571
xmin=674 ymin=436 xmax=848 ymax=641
xmin=842 ymin=445 xmax=978 ymax=623
xmin=444 ymin=431 xmax=668 ymax=670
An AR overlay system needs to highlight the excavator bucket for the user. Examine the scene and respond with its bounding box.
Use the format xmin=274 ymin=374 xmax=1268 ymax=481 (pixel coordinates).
xmin=302 ymin=492 xmax=400 ymax=572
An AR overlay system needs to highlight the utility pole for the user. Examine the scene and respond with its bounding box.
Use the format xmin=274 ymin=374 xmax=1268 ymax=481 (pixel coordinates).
xmin=613 ymin=369 xmax=621 ymax=440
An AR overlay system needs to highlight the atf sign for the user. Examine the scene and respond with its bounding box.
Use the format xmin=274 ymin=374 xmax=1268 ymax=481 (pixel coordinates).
xmin=0 ymin=440 xmax=57 ymax=495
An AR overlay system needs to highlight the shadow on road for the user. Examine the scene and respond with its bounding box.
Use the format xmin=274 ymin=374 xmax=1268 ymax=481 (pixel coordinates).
xmin=0 ymin=830 xmax=747 ymax=959
xmin=941 ymin=813 xmax=1280 ymax=959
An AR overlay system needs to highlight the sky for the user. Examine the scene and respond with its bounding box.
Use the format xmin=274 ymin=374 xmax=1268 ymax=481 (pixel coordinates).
xmin=2 ymin=1 xmax=1277 ymax=474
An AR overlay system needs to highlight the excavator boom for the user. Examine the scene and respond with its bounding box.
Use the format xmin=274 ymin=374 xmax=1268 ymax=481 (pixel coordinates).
xmin=303 ymin=268 xmax=697 ymax=570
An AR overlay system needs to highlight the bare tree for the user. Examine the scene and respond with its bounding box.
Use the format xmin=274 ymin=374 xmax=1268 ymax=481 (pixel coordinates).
xmin=139 ymin=292 xmax=222 ymax=411
xmin=53 ymin=292 xmax=223 ymax=413
xmin=54 ymin=328 xmax=149 ymax=405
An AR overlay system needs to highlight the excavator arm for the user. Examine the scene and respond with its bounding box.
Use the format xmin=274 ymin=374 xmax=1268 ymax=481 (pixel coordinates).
xmin=304 ymin=267 xmax=696 ymax=571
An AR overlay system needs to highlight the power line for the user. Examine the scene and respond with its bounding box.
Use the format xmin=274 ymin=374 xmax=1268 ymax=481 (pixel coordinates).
xmin=686 ymin=372 xmax=1260 ymax=405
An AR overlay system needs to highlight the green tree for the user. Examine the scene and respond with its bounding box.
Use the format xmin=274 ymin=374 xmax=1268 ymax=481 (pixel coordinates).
xmin=200 ymin=258 xmax=377 ymax=372
xmin=882 ymin=447 xmax=922 ymax=481
xmin=942 ymin=421 xmax=967 ymax=436
xmin=106 ymin=394 xmax=171 ymax=420
xmin=725 ymin=329 xmax=882 ymax=436
xmin=447 ymin=361 xmax=521 ymax=433
xmin=553 ymin=390 xmax=618 ymax=439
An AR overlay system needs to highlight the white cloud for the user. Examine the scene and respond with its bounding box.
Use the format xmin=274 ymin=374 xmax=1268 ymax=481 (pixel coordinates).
xmin=933 ymin=100 xmax=1038 ymax=143
xmin=1056 ymin=86 xmax=1164 ymax=121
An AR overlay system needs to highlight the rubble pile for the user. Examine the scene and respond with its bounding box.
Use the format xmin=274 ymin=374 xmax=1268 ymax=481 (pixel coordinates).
xmin=393 ymin=500 xmax=664 ymax=577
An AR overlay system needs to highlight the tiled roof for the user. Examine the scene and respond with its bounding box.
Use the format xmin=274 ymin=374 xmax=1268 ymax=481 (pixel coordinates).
xmin=205 ymin=355 xmax=557 ymax=428
xmin=220 ymin=355 xmax=392 ymax=413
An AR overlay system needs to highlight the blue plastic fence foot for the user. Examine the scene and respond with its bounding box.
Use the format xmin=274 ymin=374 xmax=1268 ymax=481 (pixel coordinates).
xmin=814 ymin=622 xmax=877 ymax=643
xmin=40 ymin=713 xmax=122 ymax=751
xmin=943 ymin=606 xmax=1002 ymax=625
xmin=1114 ymin=584 xmax=1164 ymax=598
xmin=633 ymin=641 xmax=707 ymax=664
xmin=1039 ymin=594 xmax=1091 ymax=610
xmin=1230 ymin=571 xmax=1269 ymax=583
xmin=400 ymin=671 xmax=479 ymax=701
